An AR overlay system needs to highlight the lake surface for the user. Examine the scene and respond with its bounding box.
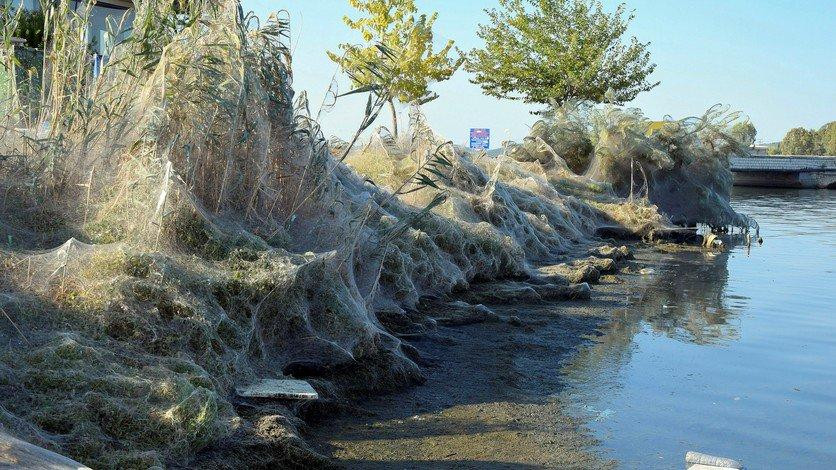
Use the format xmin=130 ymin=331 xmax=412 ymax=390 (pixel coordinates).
xmin=560 ymin=187 xmax=836 ymax=468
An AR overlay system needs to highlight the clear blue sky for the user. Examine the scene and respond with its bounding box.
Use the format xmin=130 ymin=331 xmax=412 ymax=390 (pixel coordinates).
xmin=243 ymin=0 xmax=835 ymax=147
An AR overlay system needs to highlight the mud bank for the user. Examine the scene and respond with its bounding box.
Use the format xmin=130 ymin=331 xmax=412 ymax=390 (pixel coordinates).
xmin=304 ymin=242 xmax=673 ymax=469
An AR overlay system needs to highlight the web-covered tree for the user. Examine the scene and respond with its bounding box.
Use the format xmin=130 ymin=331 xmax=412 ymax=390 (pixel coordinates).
xmin=730 ymin=121 xmax=757 ymax=147
xmin=466 ymin=0 xmax=658 ymax=107
xmin=328 ymin=0 xmax=461 ymax=138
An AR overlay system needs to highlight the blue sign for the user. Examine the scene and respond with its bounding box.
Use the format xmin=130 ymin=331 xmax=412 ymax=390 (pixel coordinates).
xmin=470 ymin=128 xmax=490 ymax=150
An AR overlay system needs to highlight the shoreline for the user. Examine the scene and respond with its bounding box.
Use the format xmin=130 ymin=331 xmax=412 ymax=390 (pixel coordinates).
xmin=301 ymin=241 xmax=679 ymax=468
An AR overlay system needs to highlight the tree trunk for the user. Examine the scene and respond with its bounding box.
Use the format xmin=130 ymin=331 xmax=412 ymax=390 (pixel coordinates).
xmin=388 ymin=98 xmax=398 ymax=140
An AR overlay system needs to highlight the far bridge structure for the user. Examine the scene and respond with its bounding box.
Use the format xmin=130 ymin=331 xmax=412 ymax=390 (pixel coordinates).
xmin=729 ymin=155 xmax=836 ymax=189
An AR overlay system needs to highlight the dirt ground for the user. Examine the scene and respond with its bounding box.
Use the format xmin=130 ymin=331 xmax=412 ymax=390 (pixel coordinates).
xmin=307 ymin=247 xmax=668 ymax=469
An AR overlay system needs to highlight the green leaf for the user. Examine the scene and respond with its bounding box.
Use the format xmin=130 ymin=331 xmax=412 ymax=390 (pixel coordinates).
xmin=337 ymin=83 xmax=381 ymax=98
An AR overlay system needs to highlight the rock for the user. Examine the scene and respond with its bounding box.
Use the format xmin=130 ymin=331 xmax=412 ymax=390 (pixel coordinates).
xmin=588 ymin=244 xmax=633 ymax=261
xmin=568 ymin=264 xmax=601 ymax=283
xmin=236 ymin=379 xmax=319 ymax=400
xmin=578 ymin=256 xmax=616 ymax=274
xmin=639 ymin=268 xmax=655 ymax=275
xmin=537 ymin=263 xmax=600 ymax=284
xmin=463 ymin=282 xmax=542 ymax=304
xmin=535 ymin=264 xmax=568 ymax=283
xmin=533 ymin=282 xmax=591 ymax=301
xmin=0 ymin=431 xmax=92 ymax=469
xmin=464 ymin=280 xmax=592 ymax=304
xmin=531 ymin=265 xmax=572 ymax=285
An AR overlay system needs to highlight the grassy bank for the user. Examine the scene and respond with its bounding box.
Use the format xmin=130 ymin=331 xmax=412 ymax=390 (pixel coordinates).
xmin=0 ymin=2 xmax=752 ymax=468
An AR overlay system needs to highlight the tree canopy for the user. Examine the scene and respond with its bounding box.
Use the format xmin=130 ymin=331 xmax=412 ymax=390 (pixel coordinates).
xmin=466 ymin=0 xmax=658 ymax=107
xmin=780 ymin=127 xmax=824 ymax=155
xmin=818 ymin=121 xmax=836 ymax=155
xmin=327 ymin=0 xmax=461 ymax=137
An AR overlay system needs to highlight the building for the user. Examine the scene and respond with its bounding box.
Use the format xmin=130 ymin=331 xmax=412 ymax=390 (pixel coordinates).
xmin=6 ymin=1 xmax=134 ymax=54
xmin=747 ymin=143 xmax=780 ymax=157
xmin=7 ymin=1 xmax=134 ymax=28
xmin=2 ymin=1 xmax=135 ymax=106
xmin=5 ymin=0 xmax=134 ymax=77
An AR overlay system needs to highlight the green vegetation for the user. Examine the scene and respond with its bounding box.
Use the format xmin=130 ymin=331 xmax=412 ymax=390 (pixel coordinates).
xmin=730 ymin=121 xmax=757 ymax=147
xmin=0 ymin=6 xmax=45 ymax=48
xmin=773 ymin=121 xmax=834 ymax=155
xmin=466 ymin=0 xmax=658 ymax=107
xmin=779 ymin=127 xmax=825 ymax=155
xmin=328 ymin=0 xmax=461 ymax=138
xmin=817 ymin=121 xmax=836 ymax=155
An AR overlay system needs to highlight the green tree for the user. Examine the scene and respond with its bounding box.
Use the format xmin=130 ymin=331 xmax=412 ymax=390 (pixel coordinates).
xmin=780 ymin=127 xmax=824 ymax=155
xmin=328 ymin=0 xmax=461 ymax=138
xmin=817 ymin=121 xmax=836 ymax=155
xmin=730 ymin=121 xmax=757 ymax=147
xmin=466 ymin=0 xmax=658 ymax=107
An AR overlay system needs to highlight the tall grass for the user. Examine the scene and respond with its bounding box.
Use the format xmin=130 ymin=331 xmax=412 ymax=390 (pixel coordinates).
xmin=0 ymin=1 xmax=300 ymax=246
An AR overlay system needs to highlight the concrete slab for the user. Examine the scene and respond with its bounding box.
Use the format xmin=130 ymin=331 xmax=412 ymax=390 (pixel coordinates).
xmin=685 ymin=451 xmax=743 ymax=469
xmin=0 ymin=432 xmax=91 ymax=469
xmin=688 ymin=465 xmax=740 ymax=470
xmin=235 ymin=379 xmax=319 ymax=400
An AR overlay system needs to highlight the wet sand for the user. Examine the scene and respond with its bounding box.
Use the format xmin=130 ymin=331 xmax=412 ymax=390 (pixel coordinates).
xmin=308 ymin=247 xmax=668 ymax=468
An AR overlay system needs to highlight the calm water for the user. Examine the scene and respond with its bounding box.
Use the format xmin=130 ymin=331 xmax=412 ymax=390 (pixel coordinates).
xmin=561 ymin=188 xmax=836 ymax=469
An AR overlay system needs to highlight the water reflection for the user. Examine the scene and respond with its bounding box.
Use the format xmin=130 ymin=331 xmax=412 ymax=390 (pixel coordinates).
xmin=560 ymin=188 xmax=836 ymax=469
xmin=638 ymin=251 xmax=744 ymax=345
xmin=565 ymin=249 xmax=746 ymax=390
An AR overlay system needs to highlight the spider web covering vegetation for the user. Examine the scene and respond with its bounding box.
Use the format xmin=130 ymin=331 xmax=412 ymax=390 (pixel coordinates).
xmin=507 ymin=101 xmax=758 ymax=229
xmin=0 ymin=1 xmax=753 ymax=468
